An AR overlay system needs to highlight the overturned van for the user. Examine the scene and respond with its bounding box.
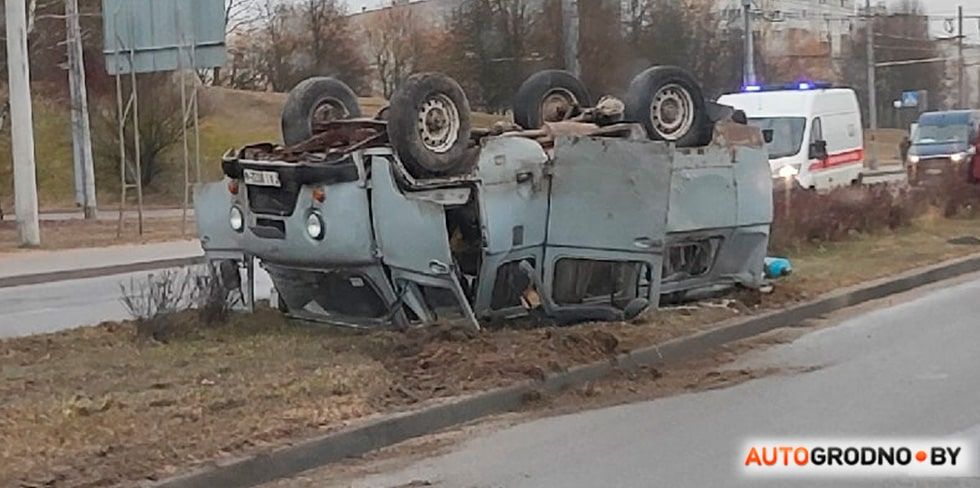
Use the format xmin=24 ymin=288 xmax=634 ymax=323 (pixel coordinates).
xmin=196 ymin=68 xmax=773 ymax=329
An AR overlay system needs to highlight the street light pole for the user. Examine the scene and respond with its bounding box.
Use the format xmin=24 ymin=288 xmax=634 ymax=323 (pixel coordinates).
xmin=742 ymin=0 xmax=757 ymax=86
xmin=865 ymin=0 xmax=879 ymax=170
xmin=958 ymin=5 xmax=965 ymax=108
xmin=561 ymin=0 xmax=580 ymax=77
xmin=5 ymin=0 xmax=40 ymax=246
xmin=66 ymin=0 xmax=98 ymax=219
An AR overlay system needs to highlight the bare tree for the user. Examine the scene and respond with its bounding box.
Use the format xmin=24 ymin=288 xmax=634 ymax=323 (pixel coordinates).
xmin=440 ymin=0 xmax=537 ymax=112
xmin=255 ymin=0 xmax=295 ymax=91
xmin=246 ymin=0 xmax=367 ymax=92
xmin=627 ymin=0 xmax=741 ymax=97
xmin=205 ymin=0 xmax=262 ymax=85
xmin=364 ymin=5 xmax=427 ymax=99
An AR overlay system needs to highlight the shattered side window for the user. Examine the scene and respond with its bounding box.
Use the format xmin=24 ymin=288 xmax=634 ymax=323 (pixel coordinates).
xmin=491 ymin=259 xmax=535 ymax=310
xmin=417 ymin=285 xmax=467 ymax=321
xmin=309 ymin=272 xmax=388 ymax=318
xmin=552 ymin=259 xmax=649 ymax=307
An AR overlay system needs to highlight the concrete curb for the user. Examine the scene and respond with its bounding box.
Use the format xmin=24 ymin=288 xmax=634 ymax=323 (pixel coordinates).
xmin=0 ymin=256 xmax=205 ymax=289
xmin=147 ymin=253 xmax=980 ymax=488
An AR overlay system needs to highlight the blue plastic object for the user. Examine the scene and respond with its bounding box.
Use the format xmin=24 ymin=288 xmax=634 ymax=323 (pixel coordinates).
xmin=764 ymin=257 xmax=793 ymax=279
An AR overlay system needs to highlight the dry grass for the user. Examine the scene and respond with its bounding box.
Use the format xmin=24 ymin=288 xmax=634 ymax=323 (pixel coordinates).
xmin=0 ymin=313 xmax=392 ymax=487
xmin=773 ymin=213 xmax=980 ymax=301
xmin=2 ymin=217 xmax=980 ymax=487
xmin=0 ymin=218 xmax=192 ymax=253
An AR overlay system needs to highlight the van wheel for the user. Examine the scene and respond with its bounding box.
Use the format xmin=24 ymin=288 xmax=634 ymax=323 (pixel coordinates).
xmin=624 ymin=66 xmax=712 ymax=147
xmin=387 ymin=73 xmax=474 ymax=178
xmin=513 ymin=70 xmax=592 ymax=129
xmin=281 ymin=77 xmax=362 ymax=146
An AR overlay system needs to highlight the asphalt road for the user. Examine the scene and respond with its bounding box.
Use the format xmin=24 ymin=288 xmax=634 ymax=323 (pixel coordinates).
xmin=324 ymin=276 xmax=980 ymax=488
xmin=0 ymin=265 xmax=272 ymax=338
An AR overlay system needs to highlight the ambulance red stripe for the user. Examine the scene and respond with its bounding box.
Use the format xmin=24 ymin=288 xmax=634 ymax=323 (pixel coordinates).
xmin=810 ymin=148 xmax=864 ymax=172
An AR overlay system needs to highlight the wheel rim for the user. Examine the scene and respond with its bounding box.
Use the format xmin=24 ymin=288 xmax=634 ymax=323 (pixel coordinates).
xmin=649 ymin=83 xmax=695 ymax=141
xmin=418 ymin=93 xmax=460 ymax=154
xmin=540 ymin=88 xmax=578 ymax=123
xmin=312 ymin=97 xmax=349 ymax=126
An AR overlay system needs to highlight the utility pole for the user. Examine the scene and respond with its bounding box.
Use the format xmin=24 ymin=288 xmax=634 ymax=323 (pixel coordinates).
xmin=561 ymin=0 xmax=580 ymax=77
xmin=6 ymin=0 xmax=40 ymax=246
xmin=66 ymin=0 xmax=98 ymax=219
xmin=865 ymin=0 xmax=879 ymax=170
xmin=958 ymin=5 xmax=965 ymax=108
xmin=742 ymin=0 xmax=757 ymax=86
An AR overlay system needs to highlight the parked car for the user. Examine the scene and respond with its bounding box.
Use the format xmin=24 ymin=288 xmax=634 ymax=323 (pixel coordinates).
xmin=718 ymin=84 xmax=865 ymax=191
xmin=907 ymin=110 xmax=980 ymax=185
xmin=195 ymin=67 xmax=773 ymax=329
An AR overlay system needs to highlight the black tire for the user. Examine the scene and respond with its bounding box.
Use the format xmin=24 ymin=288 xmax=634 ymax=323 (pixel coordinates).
xmin=387 ymin=72 xmax=473 ymax=177
xmin=624 ymin=66 xmax=712 ymax=147
xmin=281 ymin=77 xmax=362 ymax=146
xmin=513 ymin=70 xmax=592 ymax=129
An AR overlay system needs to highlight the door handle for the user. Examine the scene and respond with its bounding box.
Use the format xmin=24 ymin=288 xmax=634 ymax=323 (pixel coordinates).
xmin=634 ymin=237 xmax=656 ymax=249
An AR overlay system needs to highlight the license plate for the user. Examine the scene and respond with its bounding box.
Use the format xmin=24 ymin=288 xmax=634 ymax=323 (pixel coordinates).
xmin=243 ymin=169 xmax=281 ymax=187
xmin=925 ymin=168 xmax=944 ymax=176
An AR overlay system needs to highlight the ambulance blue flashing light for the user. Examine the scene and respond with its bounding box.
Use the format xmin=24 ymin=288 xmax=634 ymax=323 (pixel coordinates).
xmin=741 ymin=82 xmax=833 ymax=93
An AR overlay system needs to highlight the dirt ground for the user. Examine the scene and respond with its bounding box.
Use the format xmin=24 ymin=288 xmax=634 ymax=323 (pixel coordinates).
xmin=0 ymin=217 xmax=192 ymax=253
xmin=2 ymin=217 xmax=980 ymax=487
xmin=267 ymin=270 xmax=980 ymax=488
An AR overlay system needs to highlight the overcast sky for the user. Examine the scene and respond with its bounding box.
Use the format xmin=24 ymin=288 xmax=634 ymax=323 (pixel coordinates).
xmin=344 ymin=0 xmax=980 ymax=42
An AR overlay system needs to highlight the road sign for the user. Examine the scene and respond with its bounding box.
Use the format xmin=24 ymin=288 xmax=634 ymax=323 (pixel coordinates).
xmin=102 ymin=0 xmax=226 ymax=75
xmin=901 ymin=91 xmax=919 ymax=108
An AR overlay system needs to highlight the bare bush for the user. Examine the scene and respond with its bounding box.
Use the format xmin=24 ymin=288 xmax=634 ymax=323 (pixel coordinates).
xmin=120 ymin=270 xmax=195 ymax=340
xmin=771 ymin=185 xmax=918 ymax=252
xmin=91 ymin=74 xmax=208 ymax=190
xmin=192 ymin=260 xmax=243 ymax=325
xmin=120 ymin=262 xmax=242 ymax=340
xmin=770 ymin=177 xmax=980 ymax=253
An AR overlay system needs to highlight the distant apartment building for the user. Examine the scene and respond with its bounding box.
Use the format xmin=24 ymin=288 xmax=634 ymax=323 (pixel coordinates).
xmin=937 ymin=41 xmax=980 ymax=110
xmin=350 ymin=0 xmax=466 ymax=27
xmin=714 ymin=0 xmax=859 ymax=83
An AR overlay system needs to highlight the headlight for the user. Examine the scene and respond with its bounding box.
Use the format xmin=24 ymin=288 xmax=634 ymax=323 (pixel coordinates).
xmin=908 ymin=155 xmax=920 ymax=164
xmin=306 ymin=212 xmax=324 ymax=240
xmin=778 ymin=165 xmax=799 ymax=179
xmin=951 ymin=152 xmax=967 ymax=163
xmin=229 ymin=206 xmax=244 ymax=232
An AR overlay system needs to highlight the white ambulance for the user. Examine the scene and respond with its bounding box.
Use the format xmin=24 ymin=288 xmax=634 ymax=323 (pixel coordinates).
xmin=718 ymin=85 xmax=865 ymax=191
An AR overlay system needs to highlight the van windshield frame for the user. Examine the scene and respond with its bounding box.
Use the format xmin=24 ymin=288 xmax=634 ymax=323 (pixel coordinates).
xmin=748 ymin=117 xmax=807 ymax=159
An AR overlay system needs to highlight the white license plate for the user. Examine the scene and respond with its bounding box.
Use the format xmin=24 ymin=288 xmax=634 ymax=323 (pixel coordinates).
xmin=243 ymin=169 xmax=281 ymax=187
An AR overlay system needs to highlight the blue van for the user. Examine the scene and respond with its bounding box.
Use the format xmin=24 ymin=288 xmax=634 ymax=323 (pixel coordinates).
xmin=908 ymin=110 xmax=980 ymax=184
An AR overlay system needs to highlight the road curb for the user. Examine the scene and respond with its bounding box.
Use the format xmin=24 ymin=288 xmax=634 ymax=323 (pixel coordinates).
xmin=0 ymin=256 xmax=205 ymax=289
xmin=147 ymin=253 xmax=980 ymax=488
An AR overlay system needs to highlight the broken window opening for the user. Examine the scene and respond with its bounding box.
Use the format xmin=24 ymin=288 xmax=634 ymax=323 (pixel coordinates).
xmin=304 ymin=271 xmax=388 ymax=319
xmin=662 ymin=238 xmax=721 ymax=282
xmin=446 ymin=195 xmax=483 ymax=301
xmin=552 ymin=259 xmax=651 ymax=308
xmin=417 ymin=285 xmax=467 ymax=321
xmin=491 ymin=259 xmax=536 ymax=310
